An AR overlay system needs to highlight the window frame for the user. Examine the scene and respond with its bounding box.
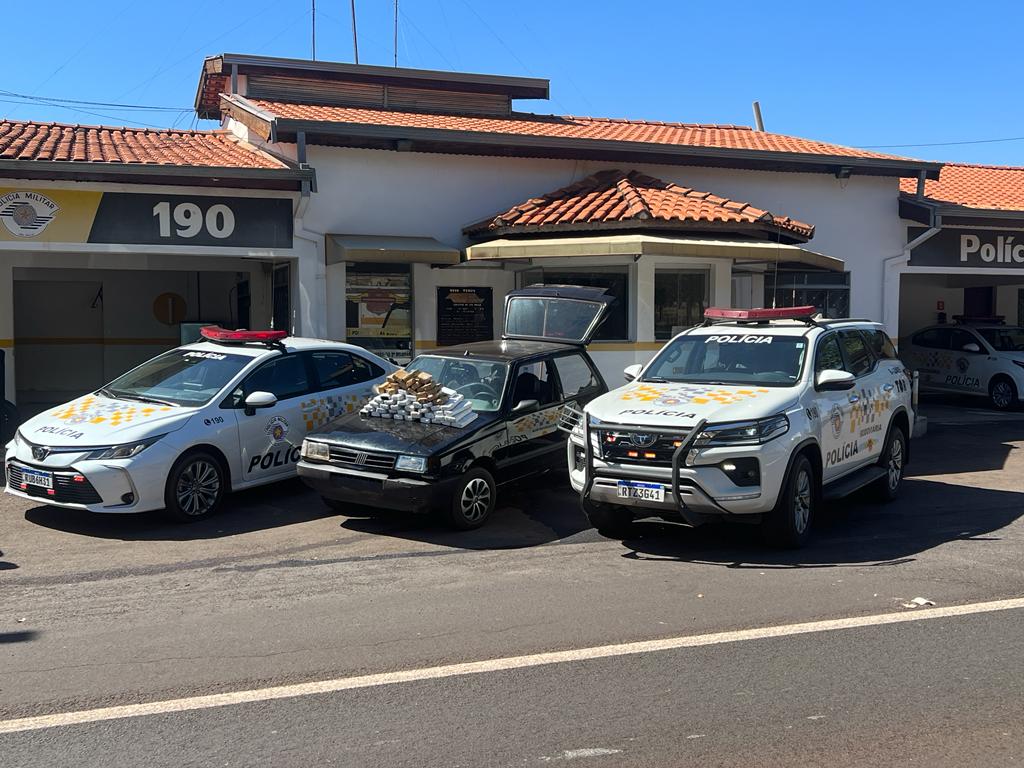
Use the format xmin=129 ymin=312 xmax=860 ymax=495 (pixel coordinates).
xmin=837 ymin=329 xmax=878 ymax=379
xmin=653 ymin=268 xmax=710 ymax=341
xmin=223 ymin=352 xmax=315 ymax=408
xmin=550 ymin=351 xmax=604 ymax=401
xmin=518 ymin=266 xmax=632 ymax=342
xmin=506 ymin=357 xmax=562 ymax=413
xmin=307 ymin=350 xmax=385 ymax=392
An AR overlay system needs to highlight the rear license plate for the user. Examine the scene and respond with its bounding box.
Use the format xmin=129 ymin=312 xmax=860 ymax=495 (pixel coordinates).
xmin=21 ymin=468 xmax=53 ymax=489
xmin=616 ymin=480 xmax=664 ymax=502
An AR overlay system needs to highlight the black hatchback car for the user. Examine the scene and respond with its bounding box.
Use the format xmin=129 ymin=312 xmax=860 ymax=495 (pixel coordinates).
xmin=296 ymin=286 xmax=612 ymax=528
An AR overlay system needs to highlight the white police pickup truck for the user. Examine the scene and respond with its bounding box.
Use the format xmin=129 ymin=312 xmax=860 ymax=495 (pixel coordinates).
xmin=565 ymin=307 xmax=915 ymax=547
xmin=5 ymin=327 xmax=392 ymax=521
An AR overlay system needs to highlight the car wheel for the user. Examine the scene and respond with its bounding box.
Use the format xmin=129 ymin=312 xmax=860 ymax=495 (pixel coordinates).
xmin=762 ymin=453 xmax=815 ymax=549
xmin=989 ymin=376 xmax=1017 ymax=410
xmin=448 ymin=467 xmax=496 ymax=530
xmin=163 ymin=450 xmax=226 ymax=523
xmin=582 ymin=497 xmax=634 ymax=539
xmin=873 ymin=424 xmax=906 ymax=502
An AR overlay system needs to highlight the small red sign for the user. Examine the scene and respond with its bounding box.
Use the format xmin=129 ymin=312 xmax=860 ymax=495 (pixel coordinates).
xmin=937 ymin=300 xmax=945 ymax=311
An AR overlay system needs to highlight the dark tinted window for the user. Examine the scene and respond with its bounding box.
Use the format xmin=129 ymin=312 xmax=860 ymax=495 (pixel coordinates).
xmin=511 ymin=360 xmax=558 ymax=407
xmin=912 ymin=328 xmax=951 ymax=349
xmin=866 ymin=330 xmax=898 ymax=360
xmin=310 ymin=351 xmax=382 ymax=390
xmin=839 ymin=330 xmax=874 ymax=377
xmin=553 ymin=354 xmax=600 ymax=399
xmin=949 ymin=329 xmax=981 ymax=352
xmin=815 ymin=334 xmax=844 ymax=373
xmin=241 ymin=355 xmax=310 ymax=401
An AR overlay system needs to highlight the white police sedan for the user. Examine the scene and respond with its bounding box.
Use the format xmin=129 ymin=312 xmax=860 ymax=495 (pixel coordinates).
xmin=4 ymin=328 xmax=394 ymax=521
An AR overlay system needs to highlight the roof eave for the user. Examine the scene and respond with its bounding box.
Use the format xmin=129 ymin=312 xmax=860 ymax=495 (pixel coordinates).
xmin=464 ymin=218 xmax=812 ymax=244
xmin=0 ymin=159 xmax=314 ymax=191
xmin=272 ymin=118 xmax=942 ymax=178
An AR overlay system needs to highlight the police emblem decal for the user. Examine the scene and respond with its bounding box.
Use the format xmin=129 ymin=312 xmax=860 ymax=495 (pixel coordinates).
xmin=265 ymin=415 xmax=290 ymax=443
xmin=0 ymin=191 xmax=59 ymax=237
xmin=829 ymin=403 xmax=843 ymax=440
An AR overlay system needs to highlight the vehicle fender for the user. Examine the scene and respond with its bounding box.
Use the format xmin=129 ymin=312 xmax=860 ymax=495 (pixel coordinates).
xmin=174 ymin=443 xmax=232 ymax=486
xmin=779 ymin=437 xmax=823 ymax=505
xmin=883 ymin=407 xmax=912 ymax=466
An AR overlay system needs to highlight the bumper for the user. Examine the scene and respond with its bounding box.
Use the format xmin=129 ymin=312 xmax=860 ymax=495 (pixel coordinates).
xmin=297 ymin=460 xmax=458 ymax=513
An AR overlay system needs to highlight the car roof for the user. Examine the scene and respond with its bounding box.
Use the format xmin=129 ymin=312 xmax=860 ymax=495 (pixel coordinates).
xmin=684 ymin=319 xmax=882 ymax=338
xmin=181 ymin=337 xmax=391 ymax=359
xmin=417 ymin=339 xmax=578 ymax=363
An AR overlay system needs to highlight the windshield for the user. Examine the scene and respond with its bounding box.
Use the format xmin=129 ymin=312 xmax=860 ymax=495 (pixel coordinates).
xmin=505 ymin=296 xmax=603 ymax=343
xmin=407 ymin=356 xmax=509 ymax=412
xmin=977 ymin=327 xmax=1024 ymax=352
xmin=643 ymin=333 xmax=807 ymax=387
xmin=103 ymin=349 xmax=252 ymax=407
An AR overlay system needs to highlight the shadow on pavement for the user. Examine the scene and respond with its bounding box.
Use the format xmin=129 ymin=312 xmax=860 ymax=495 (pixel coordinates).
xmin=339 ymin=473 xmax=589 ymax=550
xmin=618 ymin=477 xmax=1024 ymax=568
xmin=909 ymin=421 xmax=1020 ymax=477
xmin=0 ymin=631 xmax=39 ymax=644
xmin=22 ymin=479 xmax=334 ymax=542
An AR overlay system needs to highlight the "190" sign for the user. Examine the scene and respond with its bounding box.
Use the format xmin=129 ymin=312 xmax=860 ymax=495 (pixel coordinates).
xmin=152 ymin=201 xmax=236 ymax=239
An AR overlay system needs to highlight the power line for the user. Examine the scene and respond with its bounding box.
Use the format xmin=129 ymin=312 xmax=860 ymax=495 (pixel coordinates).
xmin=0 ymin=89 xmax=189 ymax=112
xmin=860 ymin=135 xmax=1024 ymax=149
xmin=0 ymin=98 xmax=181 ymax=129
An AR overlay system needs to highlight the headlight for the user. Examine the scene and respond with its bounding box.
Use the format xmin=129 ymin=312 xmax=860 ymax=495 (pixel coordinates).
xmin=82 ymin=435 xmax=164 ymax=460
xmin=695 ymin=414 xmax=790 ymax=447
xmin=302 ymin=440 xmax=330 ymax=461
xmin=13 ymin=430 xmax=26 ymax=450
xmin=395 ymin=455 xmax=428 ymax=473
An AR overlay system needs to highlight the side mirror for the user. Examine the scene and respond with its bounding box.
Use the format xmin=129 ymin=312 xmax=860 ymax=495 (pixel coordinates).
xmin=962 ymin=342 xmax=982 ymax=353
xmin=623 ymin=364 xmax=643 ymax=383
xmin=244 ymin=390 xmax=278 ymax=416
xmin=816 ymin=369 xmax=856 ymax=391
xmin=511 ymin=399 xmax=540 ymax=416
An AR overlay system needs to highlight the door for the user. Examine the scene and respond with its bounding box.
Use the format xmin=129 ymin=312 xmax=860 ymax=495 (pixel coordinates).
xmin=232 ymin=353 xmax=313 ymax=483
xmin=909 ymin=327 xmax=954 ymax=392
xmin=505 ymin=358 xmax=565 ymax=475
xmin=946 ymin=328 xmax=987 ymax=395
xmin=838 ymin=329 xmax=886 ymax=467
xmin=813 ymin=333 xmax=857 ymax=483
xmin=300 ymin=350 xmax=385 ymax=432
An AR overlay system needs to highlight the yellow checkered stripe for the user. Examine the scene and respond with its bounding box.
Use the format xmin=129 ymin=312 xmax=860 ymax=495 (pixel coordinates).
xmin=50 ymin=396 xmax=173 ymax=426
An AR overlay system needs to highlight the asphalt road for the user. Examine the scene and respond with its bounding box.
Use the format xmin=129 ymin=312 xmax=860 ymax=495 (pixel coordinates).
xmin=1 ymin=402 xmax=1023 ymax=766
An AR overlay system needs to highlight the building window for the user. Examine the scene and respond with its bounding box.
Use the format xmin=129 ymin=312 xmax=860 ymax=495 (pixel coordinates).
xmin=519 ymin=267 xmax=629 ymax=341
xmin=765 ymin=270 xmax=850 ymax=318
xmin=655 ymin=270 xmax=708 ymax=340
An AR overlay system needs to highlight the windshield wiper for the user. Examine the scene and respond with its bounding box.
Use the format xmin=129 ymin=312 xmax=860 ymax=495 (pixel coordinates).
xmin=642 ymin=377 xmax=668 ymax=383
xmin=109 ymin=392 xmax=179 ymax=407
xmin=96 ymin=387 xmax=116 ymax=399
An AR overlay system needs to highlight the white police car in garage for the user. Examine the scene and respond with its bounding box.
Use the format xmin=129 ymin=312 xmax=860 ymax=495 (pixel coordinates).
xmin=4 ymin=328 xmax=393 ymax=521
xmin=566 ymin=306 xmax=915 ymax=548
xmin=904 ymin=322 xmax=1024 ymax=409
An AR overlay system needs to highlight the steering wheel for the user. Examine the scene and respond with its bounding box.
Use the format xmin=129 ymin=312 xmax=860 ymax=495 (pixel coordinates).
xmin=457 ymin=382 xmax=497 ymax=402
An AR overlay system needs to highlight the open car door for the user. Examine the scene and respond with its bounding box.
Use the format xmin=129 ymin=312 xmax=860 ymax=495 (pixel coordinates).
xmin=503 ymin=285 xmax=614 ymax=346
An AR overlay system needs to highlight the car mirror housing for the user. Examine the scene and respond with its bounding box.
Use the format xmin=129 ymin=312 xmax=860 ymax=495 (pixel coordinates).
xmin=962 ymin=342 xmax=982 ymax=353
xmin=623 ymin=364 xmax=643 ymax=383
xmin=244 ymin=390 xmax=278 ymax=416
xmin=816 ymin=369 xmax=856 ymax=391
xmin=511 ymin=399 xmax=540 ymax=416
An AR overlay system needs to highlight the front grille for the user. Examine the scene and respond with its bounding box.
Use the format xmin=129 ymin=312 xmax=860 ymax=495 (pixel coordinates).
xmin=598 ymin=430 xmax=691 ymax=467
xmin=7 ymin=462 xmax=103 ymax=504
xmin=327 ymin=446 xmax=396 ymax=470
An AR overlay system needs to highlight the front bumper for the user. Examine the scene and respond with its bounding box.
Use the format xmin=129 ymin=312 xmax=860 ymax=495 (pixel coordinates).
xmin=297 ymin=460 xmax=458 ymax=513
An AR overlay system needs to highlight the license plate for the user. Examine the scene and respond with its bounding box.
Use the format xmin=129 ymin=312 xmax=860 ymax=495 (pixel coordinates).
xmin=616 ymin=480 xmax=664 ymax=502
xmin=21 ymin=468 xmax=53 ymax=489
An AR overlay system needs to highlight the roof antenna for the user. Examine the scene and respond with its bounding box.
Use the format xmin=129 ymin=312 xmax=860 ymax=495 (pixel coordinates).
xmin=752 ymin=100 xmax=765 ymax=131
xmin=393 ymin=0 xmax=399 ymax=67
xmin=350 ymin=0 xmax=360 ymax=64
xmin=311 ymin=0 xmax=317 ymax=60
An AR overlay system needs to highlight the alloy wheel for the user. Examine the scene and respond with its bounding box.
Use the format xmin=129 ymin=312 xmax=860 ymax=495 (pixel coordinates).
xmin=887 ymin=437 xmax=904 ymax=490
xmin=992 ymin=381 xmax=1014 ymax=409
xmin=175 ymin=459 xmax=221 ymax=517
xmin=459 ymin=477 xmax=492 ymax=523
xmin=793 ymin=468 xmax=812 ymax=534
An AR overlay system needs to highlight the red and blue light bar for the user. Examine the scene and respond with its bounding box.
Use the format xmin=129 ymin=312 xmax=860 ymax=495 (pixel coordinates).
xmin=704 ymin=306 xmax=818 ymax=322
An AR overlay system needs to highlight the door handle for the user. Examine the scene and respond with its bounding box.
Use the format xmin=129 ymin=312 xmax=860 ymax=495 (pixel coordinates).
xmin=848 ymin=394 xmax=860 ymax=404
xmin=882 ymin=383 xmax=894 ymax=392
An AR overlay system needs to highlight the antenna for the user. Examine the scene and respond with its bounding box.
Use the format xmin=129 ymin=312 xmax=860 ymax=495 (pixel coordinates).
xmin=311 ymin=0 xmax=317 ymax=60
xmin=393 ymin=0 xmax=399 ymax=67
xmin=350 ymin=0 xmax=360 ymax=64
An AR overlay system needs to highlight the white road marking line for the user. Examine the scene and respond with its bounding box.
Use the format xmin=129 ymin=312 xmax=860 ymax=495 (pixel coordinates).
xmin=3 ymin=596 xmax=1024 ymax=735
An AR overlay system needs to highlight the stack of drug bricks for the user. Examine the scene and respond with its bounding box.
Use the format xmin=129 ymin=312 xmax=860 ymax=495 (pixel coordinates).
xmin=361 ymin=369 xmax=476 ymax=428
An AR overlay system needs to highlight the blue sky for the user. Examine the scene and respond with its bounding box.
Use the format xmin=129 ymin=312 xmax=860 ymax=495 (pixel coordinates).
xmin=3 ymin=0 xmax=1022 ymax=165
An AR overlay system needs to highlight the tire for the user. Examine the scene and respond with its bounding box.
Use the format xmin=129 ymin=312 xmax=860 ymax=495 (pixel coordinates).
xmin=988 ymin=376 xmax=1017 ymax=410
xmin=163 ymin=450 xmax=227 ymax=523
xmin=322 ymin=496 xmax=348 ymax=513
xmin=447 ymin=467 xmax=496 ymax=530
xmin=762 ymin=453 xmax=815 ymax=549
xmin=582 ymin=497 xmax=634 ymax=539
xmin=873 ymin=424 xmax=907 ymax=502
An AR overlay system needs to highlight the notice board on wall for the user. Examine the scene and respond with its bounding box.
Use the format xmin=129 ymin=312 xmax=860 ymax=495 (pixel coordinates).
xmin=437 ymin=287 xmax=493 ymax=346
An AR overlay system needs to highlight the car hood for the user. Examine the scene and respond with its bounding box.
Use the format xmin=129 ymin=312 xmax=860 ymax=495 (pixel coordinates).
xmin=18 ymin=393 xmax=196 ymax=447
xmin=586 ymin=380 xmax=799 ymax=428
xmin=310 ymin=411 xmax=503 ymax=456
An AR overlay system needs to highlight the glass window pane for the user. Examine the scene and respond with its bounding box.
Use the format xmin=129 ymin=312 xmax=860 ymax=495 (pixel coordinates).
xmin=243 ymin=355 xmax=310 ymax=401
xmin=511 ymin=360 xmax=557 ymax=406
xmin=866 ymin=330 xmax=898 ymax=360
xmin=839 ymin=330 xmax=873 ymax=377
xmin=815 ymin=335 xmax=844 ymax=372
xmin=310 ymin=352 xmax=381 ymax=390
xmin=949 ymin=329 xmax=979 ymax=352
xmin=530 ymin=271 xmax=628 ymax=341
xmin=655 ymin=271 xmax=707 ymax=340
xmin=553 ymin=354 xmax=599 ymax=399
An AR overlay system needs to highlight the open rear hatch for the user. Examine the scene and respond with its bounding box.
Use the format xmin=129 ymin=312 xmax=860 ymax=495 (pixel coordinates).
xmin=503 ymin=285 xmax=614 ymax=346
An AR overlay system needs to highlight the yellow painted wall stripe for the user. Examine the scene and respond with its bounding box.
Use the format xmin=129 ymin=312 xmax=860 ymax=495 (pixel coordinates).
xmin=0 ymin=338 xmax=12 ymax=348
xmin=414 ymin=340 xmax=662 ymax=352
